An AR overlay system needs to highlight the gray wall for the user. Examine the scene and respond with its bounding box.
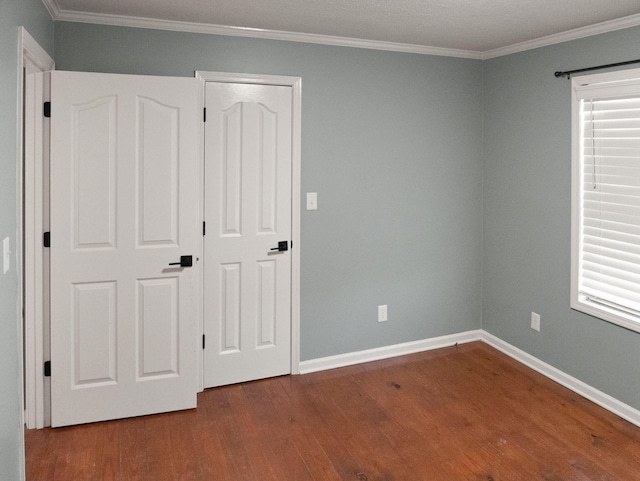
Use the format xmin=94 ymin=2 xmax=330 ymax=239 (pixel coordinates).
xmin=0 ymin=0 xmax=54 ymax=480
xmin=4 ymin=14 xmax=639 ymax=481
xmin=483 ymin=26 xmax=640 ymax=410
xmin=54 ymin=22 xmax=485 ymax=361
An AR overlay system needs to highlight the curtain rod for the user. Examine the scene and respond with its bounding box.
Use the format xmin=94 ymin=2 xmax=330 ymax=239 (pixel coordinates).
xmin=555 ymin=59 xmax=640 ymax=79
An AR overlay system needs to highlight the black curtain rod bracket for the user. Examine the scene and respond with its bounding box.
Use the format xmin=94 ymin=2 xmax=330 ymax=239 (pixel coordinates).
xmin=555 ymin=59 xmax=640 ymax=79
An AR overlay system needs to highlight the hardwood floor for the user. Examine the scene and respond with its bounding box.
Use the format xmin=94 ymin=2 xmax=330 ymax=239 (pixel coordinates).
xmin=25 ymin=342 xmax=640 ymax=480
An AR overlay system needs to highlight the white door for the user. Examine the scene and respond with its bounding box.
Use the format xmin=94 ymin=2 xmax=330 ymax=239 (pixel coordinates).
xmin=50 ymin=71 xmax=200 ymax=427
xmin=204 ymin=82 xmax=292 ymax=387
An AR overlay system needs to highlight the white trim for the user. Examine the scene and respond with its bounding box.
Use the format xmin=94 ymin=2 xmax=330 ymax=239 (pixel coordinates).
xmin=570 ymin=65 xmax=640 ymax=87
xmin=19 ymin=27 xmax=54 ymax=430
xmin=569 ymin=69 xmax=640 ymax=334
xmin=43 ymin=0 xmax=640 ymax=60
xmin=481 ymin=13 xmax=640 ymax=59
xmin=298 ymin=329 xmax=640 ymax=429
xmin=41 ymin=0 xmax=60 ymax=20
xmin=290 ymin=77 xmax=302 ymax=375
xmin=47 ymin=6 xmax=481 ymax=59
xmin=481 ymin=332 xmax=640 ymax=428
xmin=299 ymin=330 xmax=483 ymax=374
xmin=570 ymin=78 xmax=583 ymax=334
xmin=21 ymin=29 xmax=55 ymax=71
xmin=195 ymin=70 xmax=302 ymax=376
xmin=56 ymin=12 xmax=481 ymax=60
xmin=195 ymin=76 xmax=205 ymax=393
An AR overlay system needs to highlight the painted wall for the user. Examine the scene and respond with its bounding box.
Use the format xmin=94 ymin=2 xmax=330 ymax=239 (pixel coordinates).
xmin=3 ymin=10 xmax=640 ymax=479
xmin=483 ymin=26 xmax=640 ymax=410
xmin=0 ymin=0 xmax=54 ymax=479
xmin=54 ymin=22 xmax=485 ymax=361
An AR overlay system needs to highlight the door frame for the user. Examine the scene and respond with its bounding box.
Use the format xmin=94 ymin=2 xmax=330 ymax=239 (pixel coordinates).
xmin=20 ymin=27 xmax=54 ymax=429
xmin=195 ymin=71 xmax=302 ymax=388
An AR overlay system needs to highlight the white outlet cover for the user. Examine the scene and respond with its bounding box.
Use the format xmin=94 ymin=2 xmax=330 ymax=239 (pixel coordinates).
xmin=378 ymin=305 xmax=388 ymax=322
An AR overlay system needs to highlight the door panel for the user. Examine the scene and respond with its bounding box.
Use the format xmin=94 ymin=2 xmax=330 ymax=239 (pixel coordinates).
xmin=137 ymin=97 xmax=180 ymax=246
xmin=50 ymin=71 xmax=200 ymax=427
xmin=257 ymin=260 xmax=277 ymax=346
xmin=137 ymin=277 xmax=179 ymax=377
xmin=204 ymin=82 xmax=292 ymax=388
xmin=73 ymin=96 xmax=116 ymax=248
xmin=72 ymin=281 xmax=117 ymax=386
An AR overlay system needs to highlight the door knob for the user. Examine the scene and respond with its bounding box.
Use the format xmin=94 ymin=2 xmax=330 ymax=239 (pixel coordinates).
xmin=270 ymin=241 xmax=289 ymax=252
xmin=168 ymin=255 xmax=193 ymax=267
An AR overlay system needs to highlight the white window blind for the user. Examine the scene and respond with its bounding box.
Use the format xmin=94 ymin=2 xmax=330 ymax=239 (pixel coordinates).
xmin=577 ymin=94 xmax=640 ymax=319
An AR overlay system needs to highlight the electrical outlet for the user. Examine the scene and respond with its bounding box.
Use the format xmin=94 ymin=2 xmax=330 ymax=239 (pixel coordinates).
xmin=531 ymin=312 xmax=540 ymax=332
xmin=378 ymin=305 xmax=388 ymax=322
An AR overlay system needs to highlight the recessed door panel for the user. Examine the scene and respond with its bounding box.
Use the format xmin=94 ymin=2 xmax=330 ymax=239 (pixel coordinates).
xmin=137 ymin=97 xmax=179 ymax=247
xmin=72 ymin=281 xmax=117 ymax=387
xmin=257 ymin=104 xmax=278 ymax=234
xmin=257 ymin=260 xmax=276 ymax=347
xmin=137 ymin=277 xmax=179 ymax=378
xmin=221 ymin=263 xmax=241 ymax=353
xmin=222 ymin=104 xmax=242 ymax=237
xmin=73 ymin=97 xmax=116 ymax=250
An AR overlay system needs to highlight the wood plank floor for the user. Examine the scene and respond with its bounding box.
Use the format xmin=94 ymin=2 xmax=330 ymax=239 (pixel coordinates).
xmin=25 ymin=342 xmax=640 ymax=480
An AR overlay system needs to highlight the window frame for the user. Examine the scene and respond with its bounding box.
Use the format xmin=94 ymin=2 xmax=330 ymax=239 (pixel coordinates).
xmin=570 ymin=67 xmax=640 ymax=333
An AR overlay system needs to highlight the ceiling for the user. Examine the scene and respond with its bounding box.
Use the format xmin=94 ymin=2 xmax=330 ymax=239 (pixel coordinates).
xmin=43 ymin=0 xmax=640 ymax=59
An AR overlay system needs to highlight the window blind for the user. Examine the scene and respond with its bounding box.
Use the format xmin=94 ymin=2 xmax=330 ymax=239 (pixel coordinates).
xmin=579 ymin=96 xmax=640 ymax=316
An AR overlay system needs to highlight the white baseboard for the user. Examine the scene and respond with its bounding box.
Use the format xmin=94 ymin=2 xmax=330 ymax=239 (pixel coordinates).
xmin=481 ymin=331 xmax=640 ymax=428
xmin=298 ymin=330 xmax=483 ymax=374
xmin=298 ymin=329 xmax=640 ymax=428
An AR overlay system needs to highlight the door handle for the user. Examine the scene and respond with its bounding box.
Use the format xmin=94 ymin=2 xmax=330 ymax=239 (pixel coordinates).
xmin=168 ymin=255 xmax=193 ymax=267
xmin=270 ymin=241 xmax=289 ymax=252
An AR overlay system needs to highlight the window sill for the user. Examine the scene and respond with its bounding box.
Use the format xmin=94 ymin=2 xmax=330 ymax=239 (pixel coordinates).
xmin=572 ymin=297 xmax=640 ymax=334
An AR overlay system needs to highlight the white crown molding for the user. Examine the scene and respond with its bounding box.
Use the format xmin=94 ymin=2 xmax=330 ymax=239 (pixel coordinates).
xmin=43 ymin=0 xmax=482 ymax=59
xmin=41 ymin=0 xmax=60 ymax=20
xmin=41 ymin=0 xmax=640 ymax=60
xmin=481 ymin=12 xmax=640 ymax=59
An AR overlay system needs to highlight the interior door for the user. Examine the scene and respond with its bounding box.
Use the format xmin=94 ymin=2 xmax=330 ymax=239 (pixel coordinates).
xmin=204 ymin=82 xmax=292 ymax=387
xmin=50 ymin=71 xmax=200 ymax=427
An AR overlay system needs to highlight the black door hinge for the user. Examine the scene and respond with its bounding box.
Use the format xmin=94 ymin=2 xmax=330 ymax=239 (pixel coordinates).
xmin=44 ymin=361 xmax=51 ymax=377
xmin=43 ymin=232 xmax=50 ymax=248
xmin=43 ymin=102 xmax=51 ymax=118
xmin=202 ymin=334 xmax=206 ymax=349
xmin=203 ymin=108 xmax=207 ymax=122
xmin=203 ymin=221 xmax=206 ymax=236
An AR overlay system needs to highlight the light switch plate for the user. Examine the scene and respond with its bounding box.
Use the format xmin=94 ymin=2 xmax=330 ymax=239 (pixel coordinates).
xmin=306 ymin=192 xmax=318 ymax=210
xmin=531 ymin=312 xmax=540 ymax=332
xmin=3 ymin=237 xmax=10 ymax=274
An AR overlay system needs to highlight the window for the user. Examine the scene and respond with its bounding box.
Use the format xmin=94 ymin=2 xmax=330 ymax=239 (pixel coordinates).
xmin=571 ymin=68 xmax=640 ymax=332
